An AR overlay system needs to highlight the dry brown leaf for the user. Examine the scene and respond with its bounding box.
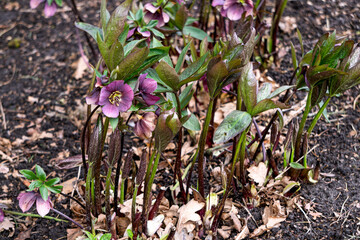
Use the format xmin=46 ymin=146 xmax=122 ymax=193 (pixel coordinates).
xmin=72 ymin=56 xmax=89 ymax=79
xmin=59 ymin=177 xmax=77 ymax=195
xmin=15 ymin=228 xmax=31 ymax=240
xmin=248 ymin=162 xmax=267 ymax=186
xmin=177 ymin=199 xmax=205 ymax=233
xmin=67 ymin=228 xmax=83 ymax=240
xmin=0 ymin=217 xmax=15 ymax=234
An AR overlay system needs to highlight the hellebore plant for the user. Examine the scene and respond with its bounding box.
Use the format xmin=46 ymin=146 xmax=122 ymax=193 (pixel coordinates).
xmin=30 ymin=0 xmax=63 ymax=18
xmin=18 ymin=165 xmax=83 ymax=228
xmin=24 ymin=0 xmax=360 ymax=238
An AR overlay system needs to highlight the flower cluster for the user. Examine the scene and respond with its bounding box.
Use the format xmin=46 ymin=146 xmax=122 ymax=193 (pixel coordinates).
xmin=212 ymin=0 xmax=254 ymax=21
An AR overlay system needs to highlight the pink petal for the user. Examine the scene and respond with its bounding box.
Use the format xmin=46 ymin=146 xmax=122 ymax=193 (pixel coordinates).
xmin=162 ymin=12 xmax=170 ymax=24
xmin=44 ymin=2 xmax=57 ymax=18
xmin=18 ymin=192 xmax=37 ymax=213
xmin=127 ymin=28 xmax=136 ymax=39
xmin=212 ymin=0 xmax=225 ymax=7
xmin=102 ymin=104 xmax=121 ymax=118
xmin=86 ymin=88 xmax=101 ymax=105
xmin=0 ymin=208 xmax=4 ymax=222
xmin=30 ymin=0 xmax=44 ymax=9
xmin=144 ymin=3 xmax=159 ymax=13
xmin=142 ymin=93 xmax=160 ymax=106
xmin=226 ymin=6 xmax=244 ymax=21
xmin=140 ymin=77 xmax=157 ymax=93
xmin=137 ymin=28 xmax=151 ymax=38
xmin=36 ymin=196 xmax=52 ymax=217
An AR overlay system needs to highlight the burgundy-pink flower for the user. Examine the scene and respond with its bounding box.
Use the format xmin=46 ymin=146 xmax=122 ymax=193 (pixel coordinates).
xmin=98 ymin=80 xmax=134 ymax=118
xmin=18 ymin=191 xmax=52 ymax=217
xmin=134 ymin=112 xmax=157 ymax=139
xmin=138 ymin=73 xmax=160 ymax=106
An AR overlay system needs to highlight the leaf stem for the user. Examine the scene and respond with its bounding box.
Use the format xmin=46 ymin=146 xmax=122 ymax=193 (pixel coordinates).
xmin=197 ymin=97 xmax=215 ymax=197
xmin=3 ymin=210 xmax=68 ymax=223
xmin=307 ymin=97 xmax=331 ymax=135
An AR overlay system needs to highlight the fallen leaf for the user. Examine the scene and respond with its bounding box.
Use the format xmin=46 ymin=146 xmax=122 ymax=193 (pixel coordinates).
xmin=177 ymin=199 xmax=204 ymax=233
xmin=248 ymin=162 xmax=267 ymax=186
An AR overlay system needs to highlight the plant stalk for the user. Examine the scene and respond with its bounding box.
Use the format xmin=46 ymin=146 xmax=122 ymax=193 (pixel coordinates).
xmin=197 ymin=97 xmax=215 ymax=197
xmin=307 ymin=97 xmax=331 ymax=135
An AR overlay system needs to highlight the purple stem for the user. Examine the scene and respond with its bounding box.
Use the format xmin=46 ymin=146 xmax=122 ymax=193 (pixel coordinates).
xmin=51 ymin=208 xmax=84 ymax=229
xmin=252 ymin=119 xmax=266 ymax=162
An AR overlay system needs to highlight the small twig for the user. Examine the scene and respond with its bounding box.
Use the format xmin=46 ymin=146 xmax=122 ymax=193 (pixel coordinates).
xmin=59 ymin=192 xmax=86 ymax=209
xmin=294 ymin=202 xmax=312 ymax=234
xmin=0 ymin=100 xmax=6 ymax=130
xmin=3 ymin=210 xmax=68 ymax=223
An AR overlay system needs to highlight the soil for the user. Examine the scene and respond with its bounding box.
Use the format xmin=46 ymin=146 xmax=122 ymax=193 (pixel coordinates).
xmin=0 ymin=0 xmax=359 ymax=239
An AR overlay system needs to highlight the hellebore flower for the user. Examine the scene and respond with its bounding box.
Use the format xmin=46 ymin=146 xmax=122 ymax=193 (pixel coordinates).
xmin=85 ymin=75 xmax=109 ymax=105
xmin=212 ymin=0 xmax=253 ymax=21
xmin=127 ymin=27 xmax=151 ymax=39
xmin=98 ymin=80 xmax=134 ymax=118
xmin=0 ymin=208 xmax=4 ymax=222
xmin=134 ymin=112 xmax=157 ymax=139
xmin=137 ymin=73 xmax=160 ymax=106
xmin=30 ymin=0 xmax=59 ymax=18
xmin=143 ymin=3 xmax=170 ymax=27
xmin=17 ymin=191 xmax=52 ymax=217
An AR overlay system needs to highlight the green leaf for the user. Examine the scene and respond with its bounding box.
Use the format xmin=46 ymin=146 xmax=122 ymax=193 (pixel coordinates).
xmin=267 ymin=85 xmax=295 ymax=99
xmin=179 ymin=52 xmax=209 ymax=81
xmin=110 ymin=46 xmax=149 ymax=80
xmin=124 ymin=39 xmax=146 ymax=56
xmin=290 ymin=41 xmax=297 ymax=70
xmin=45 ymin=177 xmax=60 ymax=186
xmin=47 ymin=185 xmax=63 ymax=194
xmin=320 ymin=31 xmax=336 ymax=58
xmin=118 ymin=23 xmax=129 ymax=45
xmin=290 ymin=162 xmax=305 ymax=169
xmin=179 ymin=84 xmax=194 ymax=109
xmin=183 ymin=26 xmax=213 ymax=42
xmin=109 ymin=117 xmax=119 ymax=131
xmin=100 ymin=0 xmax=109 ymax=32
xmin=28 ymin=180 xmax=43 ymax=191
xmin=214 ymin=111 xmax=252 ymax=144
xmin=251 ymin=99 xmax=289 ymax=116
xmin=183 ymin=113 xmax=201 ymax=131
xmin=39 ymin=185 xmax=49 ymax=201
xmin=207 ymin=57 xmax=228 ymax=97
xmin=150 ymin=28 xmax=165 ymax=39
xmin=104 ymin=0 xmax=131 ymax=48
xmin=75 ymin=22 xmax=102 ymax=43
xmin=297 ymin=28 xmax=304 ymax=56
xmin=174 ymin=5 xmax=188 ymax=30
xmin=35 ymin=165 xmax=46 ymax=181
xmin=257 ymin=83 xmax=272 ymax=103
xmin=109 ymin=40 xmax=124 ymax=71
xmin=175 ymin=41 xmax=192 ymax=73
xmin=152 ymin=37 xmax=173 ymax=67
xmin=239 ymin=62 xmax=257 ymax=113
xmin=20 ymin=169 xmax=37 ymax=180
xmin=156 ymin=61 xmax=180 ymax=91
xmin=55 ymin=0 xmax=62 ymax=7
xmin=100 ymin=234 xmax=112 ymax=240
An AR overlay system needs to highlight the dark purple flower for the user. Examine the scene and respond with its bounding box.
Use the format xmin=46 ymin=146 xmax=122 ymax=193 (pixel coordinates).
xmin=86 ymin=76 xmax=109 ymax=105
xmin=138 ymin=73 xmax=160 ymax=106
xmin=30 ymin=0 xmax=58 ymax=18
xmin=98 ymin=80 xmax=134 ymax=118
xmin=17 ymin=191 xmax=52 ymax=217
xmin=134 ymin=112 xmax=157 ymax=139
xmin=143 ymin=3 xmax=170 ymax=27
xmin=212 ymin=0 xmax=253 ymax=21
xmin=0 ymin=208 xmax=4 ymax=222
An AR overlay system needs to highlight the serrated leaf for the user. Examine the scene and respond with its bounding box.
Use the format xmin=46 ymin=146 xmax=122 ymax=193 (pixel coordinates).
xmin=267 ymin=85 xmax=295 ymax=99
xmin=35 ymin=165 xmax=46 ymax=181
xmin=251 ymin=99 xmax=289 ymax=116
xmin=207 ymin=57 xmax=228 ymax=97
xmin=39 ymin=185 xmax=49 ymax=201
xmin=174 ymin=5 xmax=188 ymax=30
xmin=175 ymin=41 xmax=192 ymax=73
xmin=124 ymin=39 xmax=146 ymax=56
xmin=214 ymin=110 xmax=252 ymax=144
xmin=28 ymin=180 xmax=43 ymax=191
xmin=239 ymin=62 xmax=257 ymax=113
xmin=257 ymin=82 xmax=272 ymax=103
xmin=179 ymin=52 xmax=208 ymax=81
xmin=109 ymin=40 xmax=124 ymax=71
xmin=45 ymin=177 xmax=60 ymax=186
xmin=20 ymin=169 xmax=37 ymax=180
xmin=75 ymin=22 xmax=103 ymax=43
xmin=183 ymin=26 xmax=213 ymax=42
xmin=156 ymin=61 xmax=180 ymax=91
xmin=183 ymin=113 xmax=201 ymax=131
xmin=47 ymin=185 xmax=63 ymax=194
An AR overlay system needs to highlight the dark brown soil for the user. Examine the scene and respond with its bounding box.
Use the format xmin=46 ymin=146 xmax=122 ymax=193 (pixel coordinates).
xmin=0 ymin=0 xmax=359 ymax=239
